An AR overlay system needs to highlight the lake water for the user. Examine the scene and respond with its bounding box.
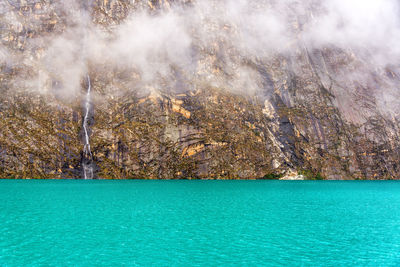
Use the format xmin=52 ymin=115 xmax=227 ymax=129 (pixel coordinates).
xmin=0 ymin=180 xmax=400 ymax=266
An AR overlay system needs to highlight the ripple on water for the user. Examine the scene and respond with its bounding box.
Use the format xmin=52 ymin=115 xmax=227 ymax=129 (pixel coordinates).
xmin=0 ymin=180 xmax=400 ymax=266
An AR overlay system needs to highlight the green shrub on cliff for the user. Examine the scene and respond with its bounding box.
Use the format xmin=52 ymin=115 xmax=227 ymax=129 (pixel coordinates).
xmin=263 ymin=173 xmax=283 ymax=180
xmin=298 ymin=169 xmax=325 ymax=180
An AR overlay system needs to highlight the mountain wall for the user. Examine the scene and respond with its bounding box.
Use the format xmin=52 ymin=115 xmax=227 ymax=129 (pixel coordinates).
xmin=0 ymin=0 xmax=399 ymax=179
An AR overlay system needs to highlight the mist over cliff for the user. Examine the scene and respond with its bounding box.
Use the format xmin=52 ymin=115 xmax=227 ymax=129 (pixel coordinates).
xmin=0 ymin=0 xmax=399 ymax=179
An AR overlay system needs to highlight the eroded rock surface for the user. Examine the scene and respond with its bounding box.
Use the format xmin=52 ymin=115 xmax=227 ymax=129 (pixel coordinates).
xmin=0 ymin=0 xmax=399 ymax=179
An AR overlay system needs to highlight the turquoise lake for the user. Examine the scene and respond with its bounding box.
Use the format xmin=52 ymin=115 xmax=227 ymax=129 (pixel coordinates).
xmin=1 ymin=180 xmax=400 ymax=266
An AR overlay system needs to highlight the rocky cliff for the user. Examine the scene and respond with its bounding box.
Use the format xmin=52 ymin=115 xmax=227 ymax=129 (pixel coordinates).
xmin=0 ymin=0 xmax=399 ymax=179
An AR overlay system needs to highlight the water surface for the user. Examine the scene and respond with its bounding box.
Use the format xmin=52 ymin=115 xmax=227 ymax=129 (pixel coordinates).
xmin=1 ymin=180 xmax=400 ymax=266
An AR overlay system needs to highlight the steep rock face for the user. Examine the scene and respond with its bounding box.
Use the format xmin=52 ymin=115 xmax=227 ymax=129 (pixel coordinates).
xmin=0 ymin=0 xmax=399 ymax=179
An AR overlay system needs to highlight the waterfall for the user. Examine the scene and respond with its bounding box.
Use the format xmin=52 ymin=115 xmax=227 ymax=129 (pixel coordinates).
xmin=82 ymin=75 xmax=93 ymax=179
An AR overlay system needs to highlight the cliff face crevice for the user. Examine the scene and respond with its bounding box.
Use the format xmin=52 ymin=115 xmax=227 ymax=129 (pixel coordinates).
xmin=0 ymin=0 xmax=399 ymax=179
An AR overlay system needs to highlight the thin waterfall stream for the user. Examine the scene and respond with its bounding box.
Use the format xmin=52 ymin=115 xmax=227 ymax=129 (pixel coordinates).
xmin=82 ymin=75 xmax=93 ymax=179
